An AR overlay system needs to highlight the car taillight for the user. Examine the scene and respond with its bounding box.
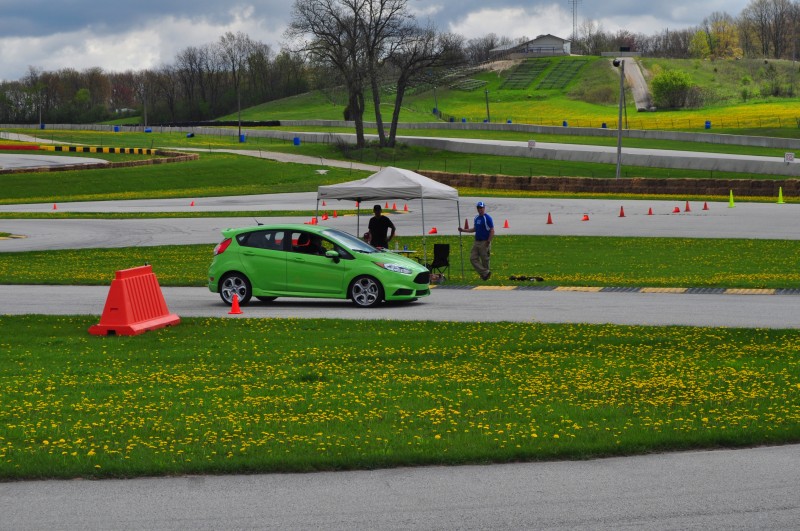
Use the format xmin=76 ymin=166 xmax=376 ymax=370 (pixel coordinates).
xmin=213 ymin=238 xmax=232 ymax=256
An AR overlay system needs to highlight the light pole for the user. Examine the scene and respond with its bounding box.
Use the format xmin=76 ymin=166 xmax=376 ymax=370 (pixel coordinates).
xmin=484 ymin=89 xmax=490 ymax=123
xmin=613 ymin=59 xmax=625 ymax=179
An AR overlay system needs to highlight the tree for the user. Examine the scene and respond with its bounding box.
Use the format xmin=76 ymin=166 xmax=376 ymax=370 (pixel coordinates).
xmin=651 ymin=70 xmax=693 ymax=108
xmin=361 ymin=0 xmax=414 ymax=147
xmin=219 ymin=31 xmax=255 ymax=136
xmin=700 ymin=12 xmax=743 ymax=59
xmin=288 ymin=0 xmax=372 ymax=147
xmin=385 ymin=24 xmax=442 ymax=146
xmin=689 ymin=29 xmax=712 ymax=59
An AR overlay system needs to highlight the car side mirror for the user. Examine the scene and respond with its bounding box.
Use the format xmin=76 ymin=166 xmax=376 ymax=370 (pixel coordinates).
xmin=325 ymin=250 xmax=340 ymax=263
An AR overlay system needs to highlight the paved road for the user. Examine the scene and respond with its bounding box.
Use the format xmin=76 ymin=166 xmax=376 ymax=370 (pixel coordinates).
xmin=0 ymin=153 xmax=108 ymax=170
xmin=3 ymin=195 xmax=800 ymax=253
xmin=3 ymin=284 xmax=800 ymax=329
xmin=2 ymin=444 xmax=798 ymax=530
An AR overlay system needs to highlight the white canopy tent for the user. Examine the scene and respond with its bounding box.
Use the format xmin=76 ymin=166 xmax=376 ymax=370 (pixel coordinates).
xmin=316 ymin=166 xmax=464 ymax=276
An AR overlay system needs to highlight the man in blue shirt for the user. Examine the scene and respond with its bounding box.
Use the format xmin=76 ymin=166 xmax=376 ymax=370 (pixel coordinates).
xmin=458 ymin=201 xmax=495 ymax=280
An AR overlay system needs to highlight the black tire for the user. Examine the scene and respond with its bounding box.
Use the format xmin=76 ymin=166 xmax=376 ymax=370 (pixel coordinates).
xmin=256 ymin=296 xmax=277 ymax=303
xmin=349 ymin=275 xmax=384 ymax=308
xmin=219 ymin=273 xmax=252 ymax=306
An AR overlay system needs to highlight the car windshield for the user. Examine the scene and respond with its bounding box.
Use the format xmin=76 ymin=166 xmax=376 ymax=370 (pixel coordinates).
xmin=322 ymin=228 xmax=380 ymax=253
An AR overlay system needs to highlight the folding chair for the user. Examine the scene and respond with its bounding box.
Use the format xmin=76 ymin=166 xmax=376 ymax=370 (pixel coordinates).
xmin=426 ymin=243 xmax=450 ymax=283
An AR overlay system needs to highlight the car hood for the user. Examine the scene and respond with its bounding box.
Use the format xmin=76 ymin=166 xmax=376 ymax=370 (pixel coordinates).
xmin=363 ymin=250 xmax=426 ymax=270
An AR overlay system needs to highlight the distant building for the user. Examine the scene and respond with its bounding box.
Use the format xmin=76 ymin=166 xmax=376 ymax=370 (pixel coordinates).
xmin=491 ymin=35 xmax=571 ymax=59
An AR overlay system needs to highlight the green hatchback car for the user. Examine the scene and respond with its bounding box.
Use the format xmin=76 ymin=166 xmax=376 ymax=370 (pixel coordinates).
xmin=208 ymin=224 xmax=431 ymax=308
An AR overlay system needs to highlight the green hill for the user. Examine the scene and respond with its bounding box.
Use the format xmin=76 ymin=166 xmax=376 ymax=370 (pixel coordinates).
xmin=221 ymin=56 xmax=800 ymax=131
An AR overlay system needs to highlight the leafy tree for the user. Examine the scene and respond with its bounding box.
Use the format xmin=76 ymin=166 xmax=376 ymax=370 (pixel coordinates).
xmin=650 ymin=70 xmax=694 ymax=108
xmin=288 ymin=0 xmax=370 ymax=147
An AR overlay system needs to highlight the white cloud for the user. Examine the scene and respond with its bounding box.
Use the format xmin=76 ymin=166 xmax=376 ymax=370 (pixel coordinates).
xmin=0 ymin=0 xmax=759 ymax=81
xmin=447 ymin=5 xmax=572 ymax=41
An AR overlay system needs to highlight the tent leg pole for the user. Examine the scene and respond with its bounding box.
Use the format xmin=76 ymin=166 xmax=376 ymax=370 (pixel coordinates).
xmin=421 ymin=199 xmax=427 ymax=265
xmin=457 ymin=202 xmax=465 ymax=280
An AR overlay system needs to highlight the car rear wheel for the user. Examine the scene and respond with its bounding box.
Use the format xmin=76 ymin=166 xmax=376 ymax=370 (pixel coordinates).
xmin=349 ymin=275 xmax=383 ymax=308
xmin=219 ymin=273 xmax=252 ymax=306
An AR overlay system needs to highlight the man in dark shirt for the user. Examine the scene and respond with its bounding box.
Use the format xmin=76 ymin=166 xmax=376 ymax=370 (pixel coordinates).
xmin=368 ymin=204 xmax=396 ymax=248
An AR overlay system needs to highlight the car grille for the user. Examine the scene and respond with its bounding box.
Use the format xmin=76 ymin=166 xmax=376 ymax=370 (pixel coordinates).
xmin=414 ymin=272 xmax=431 ymax=284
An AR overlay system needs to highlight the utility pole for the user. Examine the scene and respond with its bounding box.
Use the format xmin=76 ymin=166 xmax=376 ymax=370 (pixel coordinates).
xmin=613 ymin=59 xmax=625 ymax=179
xmin=567 ymin=0 xmax=582 ymax=50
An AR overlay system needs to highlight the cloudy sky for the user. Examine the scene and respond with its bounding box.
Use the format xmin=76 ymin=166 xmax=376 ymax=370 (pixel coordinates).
xmin=0 ymin=0 xmax=751 ymax=82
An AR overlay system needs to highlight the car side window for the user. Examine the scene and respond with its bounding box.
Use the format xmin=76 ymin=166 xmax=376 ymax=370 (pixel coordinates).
xmin=238 ymin=230 xmax=285 ymax=251
xmin=290 ymin=231 xmax=332 ymax=255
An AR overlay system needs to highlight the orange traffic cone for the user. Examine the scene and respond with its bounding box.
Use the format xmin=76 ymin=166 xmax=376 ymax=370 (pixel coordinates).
xmin=52 ymin=203 xmax=57 ymax=210
xmin=404 ymin=204 xmax=408 ymax=212
xmin=503 ymin=219 xmax=509 ymax=228
xmin=703 ymin=202 xmax=709 ymax=211
xmin=392 ymin=202 xmax=397 ymax=210
xmin=647 ymin=207 xmax=653 ymax=215
xmin=684 ymin=201 xmax=691 ymax=212
xmin=546 ymin=212 xmax=553 ymax=224
xmin=464 ymin=218 xmax=469 ymax=230
xmin=190 ymin=200 xmax=195 ymax=207
xmin=428 ymin=227 xmax=438 ymax=234
xmin=322 ymin=213 xmax=328 ymax=220
xmin=385 ymin=202 xmax=389 ymax=208
xmin=672 ymin=206 xmax=681 ymax=213
xmin=228 ymin=294 xmax=243 ymax=315
xmin=322 ymin=200 xmax=326 ymax=206
xmin=581 ymin=214 xmax=589 ymax=221
xmin=619 ymin=206 xmax=625 ymax=217
xmin=333 ymin=210 xmax=338 ymax=218
xmin=356 ymin=201 xmax=359 ymax=207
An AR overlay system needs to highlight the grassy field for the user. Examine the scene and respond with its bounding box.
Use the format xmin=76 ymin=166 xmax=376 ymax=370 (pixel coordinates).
xmin=219 ymin=56 xmax=800 ymax=130
xmin=1 ymin=129 xmax=794 ymax=194
xmin=0 ymin=152 xmax=361 ymax=204
xmin=1 ymin=315 xmax=798 ymax=479
xmin=3 ymin=56 xmax=800 ymax=480
xmin=2 ymin=236 xmax=800 ymax=289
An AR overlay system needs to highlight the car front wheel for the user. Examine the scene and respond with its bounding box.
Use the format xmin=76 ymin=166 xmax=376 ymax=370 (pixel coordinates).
xmin=349 ymin=275 xmax=383 ymax=308
xmin=219 ymin=273 xmax=252 ymax=306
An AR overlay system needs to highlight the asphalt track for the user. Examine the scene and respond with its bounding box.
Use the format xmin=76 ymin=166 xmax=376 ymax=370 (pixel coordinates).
xmin=2 ymin=152 xmax=800 ymax=529
xmin=0 ymin=152 xmax=108 ymax=170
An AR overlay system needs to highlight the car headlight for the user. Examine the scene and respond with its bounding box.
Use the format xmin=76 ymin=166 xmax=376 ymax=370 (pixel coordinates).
xmin=376 ymin=262 xmax=413 ymax=275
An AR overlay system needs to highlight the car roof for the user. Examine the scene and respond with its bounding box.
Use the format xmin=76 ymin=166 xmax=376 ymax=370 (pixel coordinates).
xmin=222 ymin=223 xmax=332 ymax=236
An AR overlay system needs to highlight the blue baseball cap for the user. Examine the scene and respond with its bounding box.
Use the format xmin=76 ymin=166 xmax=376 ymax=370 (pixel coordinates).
xmin=476 ymin=201 xmax=486 ymax=208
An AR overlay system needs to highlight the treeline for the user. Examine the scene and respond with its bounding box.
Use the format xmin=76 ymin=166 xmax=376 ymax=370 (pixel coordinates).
xmin=0 ymin=32 xmax=310 ymax=125
xmin=574 ymin=0 xmax=800 ymax=60
xmin=0 ymin=0 xmax=797 ymax=125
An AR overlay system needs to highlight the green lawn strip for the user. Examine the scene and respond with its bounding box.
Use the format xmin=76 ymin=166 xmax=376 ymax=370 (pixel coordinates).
xmin=3 ymin=147 xmax=768 ymax=207
xmin=0 ymin=315 xmax=797 ymax=479
xmin=0 ymin=129 xmax=790 ymax=188
xmin=2 ymin=236 xmax=799 ymax=289
xmin=0 ymin=152 xmax=361 ymax=204
xmin=13 ymin=124 xmax=793 ymax=158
